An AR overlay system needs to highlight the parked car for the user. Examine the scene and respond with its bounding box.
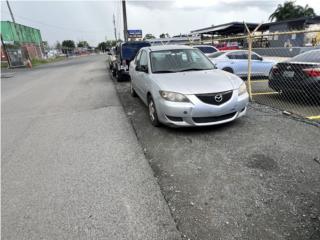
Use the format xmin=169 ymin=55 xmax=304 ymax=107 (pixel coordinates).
xmin=108 ymin=47 xmax=116 ymax=70
xmin=113 ymin=41 xmax=151 ymax=81
xmin=208 ymin=50 xmax=275 ymax=78
xmin=214 ymin=42 xmax=240 ymax=51
xmin=269 ymin=49 xmax=320 ymax=96
xmin=193 ymin=45 xmax=219 ymax=56
xmin=129 ymin=45 xmax=249 ymax=127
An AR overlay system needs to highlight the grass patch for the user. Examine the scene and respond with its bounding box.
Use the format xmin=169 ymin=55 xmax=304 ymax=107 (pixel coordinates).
xmin=1 ymin=61 xmax=9 ymax=69
xmin=31 ymin=56 xmax=66 ymax=67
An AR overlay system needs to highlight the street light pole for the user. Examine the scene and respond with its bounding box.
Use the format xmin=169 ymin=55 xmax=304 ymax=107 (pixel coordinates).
xmin=122 ymin=0 xmax=128 ymax=42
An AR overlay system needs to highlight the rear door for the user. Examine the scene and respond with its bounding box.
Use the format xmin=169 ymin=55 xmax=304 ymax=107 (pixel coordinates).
xmin=226 ymin=51 xmax=248 ymax=76
xmin=250 ymin=52 xmax=270 ymax=77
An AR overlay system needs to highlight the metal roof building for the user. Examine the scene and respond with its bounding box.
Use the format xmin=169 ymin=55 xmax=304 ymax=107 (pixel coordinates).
xmin=0 ymin=21 xmax=43 ymax=45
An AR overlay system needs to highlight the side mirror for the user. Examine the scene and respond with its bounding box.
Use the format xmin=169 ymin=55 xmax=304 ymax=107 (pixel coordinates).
xmin=136 ymin=65 xmax=148 ymax=73
xmin=258 ymin=56 xmax=263 ymax=61
xmin=141 ymin=65 xmax=148 ymax=73
xmin=107 ymin=52 xmax=112 ymax=55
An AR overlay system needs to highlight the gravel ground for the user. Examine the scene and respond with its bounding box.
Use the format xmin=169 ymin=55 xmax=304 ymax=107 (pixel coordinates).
xmin=114 ymin=78 xmax=320 ymax=240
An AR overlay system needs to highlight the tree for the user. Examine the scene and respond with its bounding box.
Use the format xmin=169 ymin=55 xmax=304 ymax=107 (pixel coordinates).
xmin=143 ymin=33 xmax=156 ymax=40
xmin=269 ymin=1 xmax=316 ymax=22
xmin=77 ymin=41 xmax=89 ymax=48
xmin=96 ymin=41 xmax=117 ymax=52
xmin=159 ymin=33 xmax=170 ymax=38
xmin=97 ymin=42 xmax=108 ymax=51
xmin=62 ymin=40 xmax=75 ymax=53
xmin=55 ymin=41 xmax=62 ymax=51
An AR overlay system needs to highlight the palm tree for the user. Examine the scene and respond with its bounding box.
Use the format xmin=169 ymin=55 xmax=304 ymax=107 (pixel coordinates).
xmin=269 ymin=1 xmax=316 ymax=22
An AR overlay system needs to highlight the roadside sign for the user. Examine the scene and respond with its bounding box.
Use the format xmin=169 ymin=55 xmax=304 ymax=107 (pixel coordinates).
xmin=128 ymin=30 xmax=142 ymax=38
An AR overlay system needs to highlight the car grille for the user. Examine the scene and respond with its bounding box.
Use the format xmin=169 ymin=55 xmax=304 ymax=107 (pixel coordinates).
xmin=192 ymin=112 xmax=237 ymax=123
xmin=196 ymin=90 xmax=233 ymax=105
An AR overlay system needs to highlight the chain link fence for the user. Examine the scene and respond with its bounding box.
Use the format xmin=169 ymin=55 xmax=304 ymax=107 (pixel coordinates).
xmin=189 ymin=28 xmax=320 ymax=121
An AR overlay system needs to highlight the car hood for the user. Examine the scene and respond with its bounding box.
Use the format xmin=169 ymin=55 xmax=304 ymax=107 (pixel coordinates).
xmin=152 ymin=69 xmax=242 ymax=94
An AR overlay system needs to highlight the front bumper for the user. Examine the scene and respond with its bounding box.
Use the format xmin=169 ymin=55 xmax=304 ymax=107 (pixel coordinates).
xmin=156 ymin=90 xmax=249 ymax=127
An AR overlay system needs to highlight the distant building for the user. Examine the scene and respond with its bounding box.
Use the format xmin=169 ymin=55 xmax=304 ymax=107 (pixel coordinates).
xmin=146 ymin=35 xmax=200 ymax=45
xmin=0 ymin=21 xmax=44 ymax=66
xmin=190 ymin=17 xmax=320 ymax=48
xmin=261 ymin=16 xmax=320 ymax=47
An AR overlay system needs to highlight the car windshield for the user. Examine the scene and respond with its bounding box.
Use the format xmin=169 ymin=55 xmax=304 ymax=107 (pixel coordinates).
xmin=290 ymin=50 xmax=320 ymax=63
xmin=195 ymin=46 xmax=217 ymax=54
xmin=150 ymin=49 xmax=215 ymax=73
xmin=207 ymin=52 xmax=225 ymax=58
xmin=121 ymin=42 xmax=151 ymax=61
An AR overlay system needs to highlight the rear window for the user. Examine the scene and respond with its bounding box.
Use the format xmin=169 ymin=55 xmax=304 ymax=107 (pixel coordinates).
xmin=207 ymin=52 xmax=225 ymax=58
xmin=290 ymin=50 xmax=320 ymax=63
xmin=195 ymin=46 xmax=217 ymax=54
xmin=121 ymin=42 xmax=151 ymax=60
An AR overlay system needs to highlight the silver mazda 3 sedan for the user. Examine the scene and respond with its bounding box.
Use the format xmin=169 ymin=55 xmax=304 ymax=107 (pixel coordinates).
xmin=129 ymin=45 xmax=249 ymax=127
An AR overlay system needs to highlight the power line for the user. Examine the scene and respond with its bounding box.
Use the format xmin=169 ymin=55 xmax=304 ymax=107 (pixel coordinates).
xmin=1 ymin=9 xmax=108 ymax=34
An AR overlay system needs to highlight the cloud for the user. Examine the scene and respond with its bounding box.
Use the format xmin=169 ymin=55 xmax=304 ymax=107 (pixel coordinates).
xmin=127 ymin=0 xmax=174 ymax=10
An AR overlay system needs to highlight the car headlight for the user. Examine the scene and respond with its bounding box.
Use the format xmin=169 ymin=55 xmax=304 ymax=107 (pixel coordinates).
xmin=238 ymin=82 xmax=247 ymax=96
xmin=159 ymin=91 xmax=190 ymax=102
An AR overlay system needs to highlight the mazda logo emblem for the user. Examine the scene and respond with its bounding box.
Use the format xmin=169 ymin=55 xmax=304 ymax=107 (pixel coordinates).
xmin=214 ymin=94 xmax=223 ymax=102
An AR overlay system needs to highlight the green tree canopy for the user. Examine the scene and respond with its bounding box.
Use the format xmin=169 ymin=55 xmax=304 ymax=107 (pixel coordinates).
xmin=55 ymin=41 xmax=62 ymax=50
xmin=143 ymin=33 xmax=156 ymax=40
xmin=96 ymin=41 xmax=117 ymax=51
xmin=62 ymin=40 xmax=75 ymax=50
xmin=159 ymin=33 xmax=170 ymax=38
xmin=269 ymin=1 xmax=316 ymax=22
xmin=77 ymin=41 xmax=89 ymax=48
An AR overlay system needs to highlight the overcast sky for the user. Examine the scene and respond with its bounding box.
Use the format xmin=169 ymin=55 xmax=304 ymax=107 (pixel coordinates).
xmin=1 ymin=0 xmax=319 ymax=46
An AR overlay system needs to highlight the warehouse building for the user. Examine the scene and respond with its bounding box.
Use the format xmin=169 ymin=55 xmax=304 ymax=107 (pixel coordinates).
xmin=1 ymin=21 xmax=44 ymax=66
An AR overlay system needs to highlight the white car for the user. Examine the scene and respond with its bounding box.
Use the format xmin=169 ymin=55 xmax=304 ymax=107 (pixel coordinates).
xmin=208 ymin=50 xmax=276 ymax=78
xmin=129 ymin=45 xmax=249 ymax=127
xmin=193 ymin=45 xmax=219 ymax=56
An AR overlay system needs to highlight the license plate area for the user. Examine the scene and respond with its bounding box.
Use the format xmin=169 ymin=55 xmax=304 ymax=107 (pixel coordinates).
xmin=283 ymin=71 xmax=294 ymax=78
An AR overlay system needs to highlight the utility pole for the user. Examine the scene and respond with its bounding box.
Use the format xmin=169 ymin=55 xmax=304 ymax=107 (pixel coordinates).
xmin=6 ymin=0 xmax=16 ymax=23
xmin=113 ymin=13 xmax=117 ymax=41
xmin=122 ymin=0 xmax=128 ymax=42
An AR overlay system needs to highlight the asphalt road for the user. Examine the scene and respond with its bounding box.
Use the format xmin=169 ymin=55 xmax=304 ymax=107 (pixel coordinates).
xmin=2 ymin=55 xmax=181 ymax=240
xmin=114 ymin=77 xmax=320 ymax=240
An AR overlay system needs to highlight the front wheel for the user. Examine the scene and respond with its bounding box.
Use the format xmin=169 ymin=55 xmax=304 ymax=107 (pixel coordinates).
xmin=148 ymin=97 xmax=160 ymax=127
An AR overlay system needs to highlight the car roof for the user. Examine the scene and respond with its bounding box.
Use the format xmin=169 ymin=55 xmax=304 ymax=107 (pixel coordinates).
xmin=193 ymin=45 xmax=216 ymax=48
xmin=144 ymin=45 xmax=194 ymax=52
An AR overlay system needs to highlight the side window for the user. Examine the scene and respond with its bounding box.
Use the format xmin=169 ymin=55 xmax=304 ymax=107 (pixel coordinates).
xmin=227 ymin=52 xmax=247 ymax=60
xmin=226 ymin=53 xmax=235 ymax=59
xmin=251 ymin=53 xmax=261 ymax=60
xmin=140 ymin=51 xmax=148 ymax=67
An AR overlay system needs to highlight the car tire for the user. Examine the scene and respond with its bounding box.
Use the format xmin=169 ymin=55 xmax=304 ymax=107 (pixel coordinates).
xmin=222 ymin=67 xmax=234 ymax=73
xmin=116 ymin=70 xmax=123 ymax=82
xmin=147 ymin=96 xmax=160 ymax=127
xmin=130 ymin=81 xmax=137 ymax=97
xmin=112 ymin=68 xmax=116 ymax=77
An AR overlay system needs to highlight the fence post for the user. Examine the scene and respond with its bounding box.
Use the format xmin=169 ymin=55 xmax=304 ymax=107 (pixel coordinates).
xmin=247 ymin=34 xmax=253 ymax=101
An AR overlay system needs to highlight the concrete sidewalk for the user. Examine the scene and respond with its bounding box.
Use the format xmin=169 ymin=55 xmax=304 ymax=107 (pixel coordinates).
xmin=2 ymin=55 xmax=181 ymax=239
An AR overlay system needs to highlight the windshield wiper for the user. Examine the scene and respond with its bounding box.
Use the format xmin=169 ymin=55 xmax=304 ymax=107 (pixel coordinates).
xmin=178 ymin=68 xmax=212 ymax=72
xmin=153 ymin=70 xmax=177 ymax=73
